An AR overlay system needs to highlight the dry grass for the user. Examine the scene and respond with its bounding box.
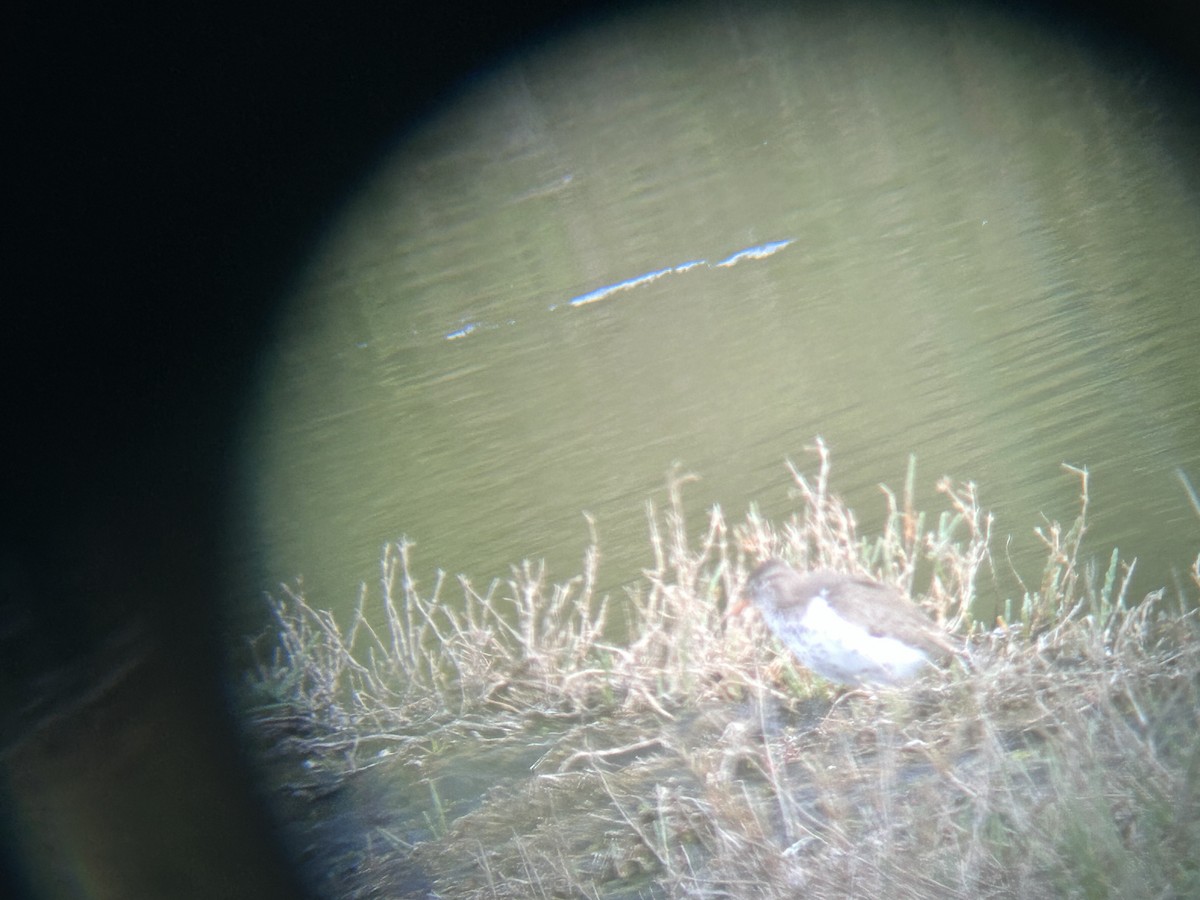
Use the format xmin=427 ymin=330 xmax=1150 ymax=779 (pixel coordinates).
xmin=243 ymin=440 xmax=1200 ymax=898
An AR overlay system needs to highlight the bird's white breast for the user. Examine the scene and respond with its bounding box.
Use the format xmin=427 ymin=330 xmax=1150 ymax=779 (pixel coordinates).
xmin=765 ymin=594 xmax=931 ymax=686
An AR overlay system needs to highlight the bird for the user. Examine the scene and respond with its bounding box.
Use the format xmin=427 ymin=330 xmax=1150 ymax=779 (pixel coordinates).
xmin=734 ymin=558 xmax=959 ymax=687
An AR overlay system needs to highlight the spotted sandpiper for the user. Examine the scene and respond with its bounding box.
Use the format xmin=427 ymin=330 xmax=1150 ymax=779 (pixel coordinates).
xmin=734 ymin=558 xmax=958 ymax=687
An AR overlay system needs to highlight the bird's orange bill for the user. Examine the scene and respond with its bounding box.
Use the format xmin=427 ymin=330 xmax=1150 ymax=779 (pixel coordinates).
xmin=726 ymin=595 xmax=750 ymax=617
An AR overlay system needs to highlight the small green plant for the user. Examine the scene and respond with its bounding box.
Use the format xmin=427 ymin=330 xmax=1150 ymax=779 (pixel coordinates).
xmin=422 ymin=779 xmax=449 ymax=840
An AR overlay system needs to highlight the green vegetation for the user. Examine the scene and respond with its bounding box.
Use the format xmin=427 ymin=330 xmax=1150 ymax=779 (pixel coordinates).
xmin=243 ymin=441 xmax=1200 ymax=898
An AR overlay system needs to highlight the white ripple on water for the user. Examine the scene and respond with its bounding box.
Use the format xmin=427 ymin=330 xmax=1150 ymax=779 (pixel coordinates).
xmin=443 ymin=238 xmax=794 ymax=340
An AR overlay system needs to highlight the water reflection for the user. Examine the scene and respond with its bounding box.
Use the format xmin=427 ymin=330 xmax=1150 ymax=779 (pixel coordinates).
xmin=242 ymin=3 xmax=1200 ymax=623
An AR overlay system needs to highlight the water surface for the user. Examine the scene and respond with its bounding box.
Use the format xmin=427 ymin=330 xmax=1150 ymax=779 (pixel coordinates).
xmin=239 ymin=2 xmax=1200 ymax=624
